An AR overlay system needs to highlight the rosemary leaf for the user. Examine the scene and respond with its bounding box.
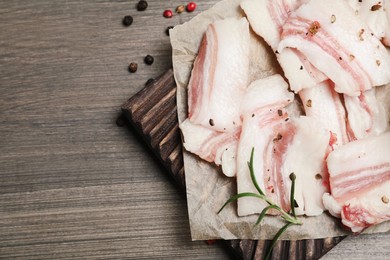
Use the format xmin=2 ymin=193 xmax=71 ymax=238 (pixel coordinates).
xmin=248 ymin=148 xmax=265 ymax=196
xmin=263 ymin=222 xmax=293 ymax=260
xmin=217 ymin=192 xmax=265 ymax=214
xmin=255 ymin=205 xmax=281 ymax=226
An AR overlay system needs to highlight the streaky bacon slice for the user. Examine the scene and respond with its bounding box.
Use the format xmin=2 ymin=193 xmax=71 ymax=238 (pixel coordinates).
xmin=344 ymin=89 xmax=389 ymax=141
xmin=299 ymin=80 xmax=348 ymax=147
xmin=187 ymin=17 xmax=250 ymax=132
xmin=237 ymin=75 xmax=294 ymax=216
xmin=237 ymin=75 xmax=330 ymax=217
xmin=278 ymin=0 xmax=390 ymax=96
xmin=241 ymin=0 xmax=324 ymax=92
xmin=323 ymin=132 xmax=390 ymax=232
xmin=180 ymin=119 xmax=240 ymax=177
xmin=276 ymin=116 xmax=330 ymax=216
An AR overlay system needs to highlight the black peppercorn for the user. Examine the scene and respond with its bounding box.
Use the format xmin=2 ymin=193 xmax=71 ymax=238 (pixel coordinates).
xmin=145 ymin=78 xmax=155 ymax=85
xmin=122 ymin=15 xmax=133 ymax=26
xmin=116 ymin=115 xmax=126 ymax=127
xmin=166 ymin=26 xmax=174 ymax=36
xmin=128 ymin=63 xmax=138 ymax=73
xmin=144 ymin=55 xmax=154 ymax=65
xmin=137 ymin=0 xmax=148 ymax=11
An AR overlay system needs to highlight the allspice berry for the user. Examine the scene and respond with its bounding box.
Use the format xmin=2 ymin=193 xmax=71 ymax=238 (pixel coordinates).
xmin=128 ymin=63 xmax=138 ymax=73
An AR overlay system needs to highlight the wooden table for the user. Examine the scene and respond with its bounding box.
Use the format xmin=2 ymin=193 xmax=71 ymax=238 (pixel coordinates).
xmin=0 ymin=1 xmax=389 ymax=259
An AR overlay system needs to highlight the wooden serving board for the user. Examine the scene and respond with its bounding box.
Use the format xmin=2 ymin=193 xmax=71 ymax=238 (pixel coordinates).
xmin=122 ymin=69 xmax=345 ymax=260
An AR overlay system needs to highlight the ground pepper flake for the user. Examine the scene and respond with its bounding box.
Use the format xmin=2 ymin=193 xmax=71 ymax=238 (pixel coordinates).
xmin=315 ymin=173 xmax=322 ymax=180
xmin=273 ymin=133 xmax=283 ymax=143
xmin=277 ymin=109 xmax=283 ymax=116
xmin=308 ymin=21 xmax=321 ymax=36
xmin=349 ymin=54 xmax=355 ymax=61
xmin=382 ymin=195 xmax=389 ymax=204
xmin=371 ymin=4 xmax=382 ymax=11
xmin=306 ymin=99 xmax=312 ymax=108
xmin=209 ymin=118 xmax=214 ymax=126
xmin=359 ymin=28 xmax=365 ymax=41
xmin=376 ymin=60 xmax=381 ymax=66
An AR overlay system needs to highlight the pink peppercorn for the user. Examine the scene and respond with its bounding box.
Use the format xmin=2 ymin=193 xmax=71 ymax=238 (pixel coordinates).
xmin=163 ymin=9 xmax=173 ymax=18
xmin=186 ymin=2 xmax=196 ymax=12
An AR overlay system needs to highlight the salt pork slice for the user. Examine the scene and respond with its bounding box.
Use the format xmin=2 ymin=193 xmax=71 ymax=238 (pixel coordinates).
xmin=344 ymin=88 xmax=388 ymax=141
xmin=299 ymin=81 xmax=348 ymax=147
xmin=241 ymin=0 xmax=325 ymax=92
xmin=187 ymin=17 xmax=250 ymax=132
xmin=180 ymin=119 xmax=240 ymax=177
xmin=237 ymin=75 xmax=329 ymax=217
xmin=323 ymin=132 xmax=390 ymax=232
xmin=278 ymin=0 xmax=390 ymax=96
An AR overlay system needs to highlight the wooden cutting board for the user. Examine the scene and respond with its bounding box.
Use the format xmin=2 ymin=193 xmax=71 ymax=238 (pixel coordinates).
xmin=121 ymin=69 xmax=345 ymax=260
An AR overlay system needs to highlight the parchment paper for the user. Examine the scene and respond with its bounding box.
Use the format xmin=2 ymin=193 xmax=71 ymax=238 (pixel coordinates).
xmin=170 ymin=0 xmax=390 ymax=240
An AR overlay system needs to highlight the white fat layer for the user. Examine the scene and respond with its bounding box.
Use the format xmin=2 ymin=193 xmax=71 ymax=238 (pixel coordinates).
xmin=300 ymin=81 xmax=348 ymax=146
xmin=240 ymin=74 xmax=294 ymax=115
xmin=180 ymin=119 xmax=238 ymax=177
xmin=346 ymin=0 xmax=389 ymax=41
xmin=344 ymin=88 xmax=388 ymax=140
xmin=278 ymin=0 xmax=390 ymax=96
xmin=180 ymin=119 xmax=215 ymax=157
xmin=327 ymin=131 xmax=390 ymax=179
xmin=341 ymin=181 xmax=390 ymax=233
xmin=277 ymin=48 xmax=326 ymax=92
xmin=208 ymin=18 xmax=250 ymax=131
xmin=240 ymin=0 xmax=280 ymax=50
xmin=221 ymin=143 xmax=238 ymax=177
xmin=322 ymin=193 xmax=342 ymax=217
xmin=282 ymin=117 xmax=330 ymax=216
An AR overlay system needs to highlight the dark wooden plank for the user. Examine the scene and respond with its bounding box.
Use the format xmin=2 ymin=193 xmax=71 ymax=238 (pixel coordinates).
xmin=121 ymin=69 xmax=346 ymax=260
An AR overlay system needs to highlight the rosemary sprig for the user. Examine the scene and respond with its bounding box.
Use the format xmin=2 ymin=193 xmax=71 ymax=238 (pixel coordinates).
xmin=217 ymin=147 xmax=302 ymax=259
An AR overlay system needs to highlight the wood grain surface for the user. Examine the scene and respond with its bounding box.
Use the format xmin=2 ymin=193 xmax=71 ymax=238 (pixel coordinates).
xmin=0 ymin=1 xmax=389 ymax=259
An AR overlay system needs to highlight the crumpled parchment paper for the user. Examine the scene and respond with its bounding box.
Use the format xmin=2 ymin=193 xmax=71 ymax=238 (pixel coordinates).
xmin=170 ymin=0 xmax=390 ymax=240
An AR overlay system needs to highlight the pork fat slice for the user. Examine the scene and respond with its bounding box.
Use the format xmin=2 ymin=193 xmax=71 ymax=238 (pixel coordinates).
xmin=279 ymin=0 xmax=390 ymax=96
xmin=324 ymin=132 xmax=390 ymax=232
xmin=237 ymin=75 xmax=329 ymax=217
xmin=241 ymin=0 xmax=324 ymax=92
xmin=187 ymin=17 xmax=250 ymax=132
xmin=180 ymin=119 xmax=240 ymax=177
xmin=299 ymin=81 xmax=348 ymax=147
xmin=344 ymin=89 xmax=388 ymax=140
